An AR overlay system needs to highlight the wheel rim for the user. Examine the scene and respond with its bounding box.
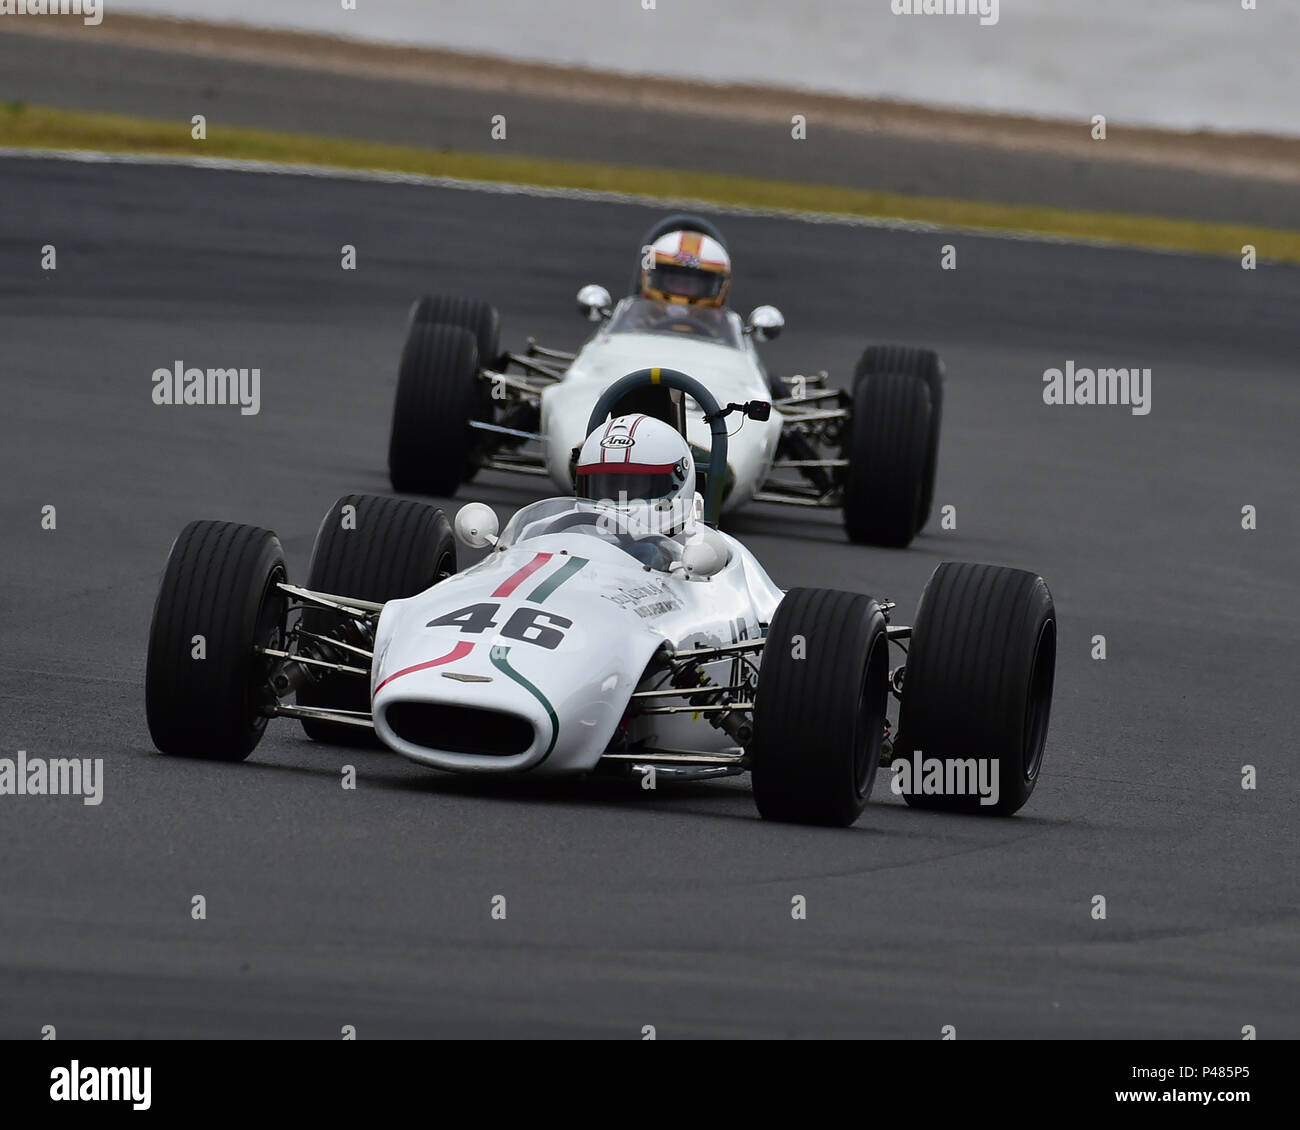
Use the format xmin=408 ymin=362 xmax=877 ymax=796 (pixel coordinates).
xmin=248 ymin=564 xmax=288 ymax=737
xmin=853 ymin=628 xmax=889 ymax=797
xmin=1022 ymin=617 xmax=1056 ymax=782
xmin=434 ymin=549 xmax=456 ymax=583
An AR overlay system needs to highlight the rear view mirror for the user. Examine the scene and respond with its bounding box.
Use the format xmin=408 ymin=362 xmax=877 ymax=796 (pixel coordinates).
xmin=679 ymin=536 xmax=726 ymax=579
xmin=454 ymin=503 xmax=499 ymax=548
xmin=746 ymin=305 xmax=785 ymax=342
xmin=576 ymin=284 xmax=612 ymax=322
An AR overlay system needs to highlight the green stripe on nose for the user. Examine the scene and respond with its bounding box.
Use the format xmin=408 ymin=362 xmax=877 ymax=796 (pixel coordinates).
xmin=527 ymin=555 xmax=588 ymax=603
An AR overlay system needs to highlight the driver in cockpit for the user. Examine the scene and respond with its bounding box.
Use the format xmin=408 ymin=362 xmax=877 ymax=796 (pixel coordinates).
xmin=572 ymin=413 xmax=701 ymax=571
xmin=631 ymin=229 xmax=733 ymax=339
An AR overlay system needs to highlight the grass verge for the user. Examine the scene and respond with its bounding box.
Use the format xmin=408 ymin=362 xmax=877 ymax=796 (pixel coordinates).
xmin=3 ymin=103 xmax=1296 ymax=262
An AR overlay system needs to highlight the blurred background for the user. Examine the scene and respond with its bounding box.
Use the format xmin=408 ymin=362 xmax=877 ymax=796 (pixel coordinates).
xmin=113 ymin=0 xmax=1299 ymax=135
xmin=2 ymin=0 xmax=1298 ymax=233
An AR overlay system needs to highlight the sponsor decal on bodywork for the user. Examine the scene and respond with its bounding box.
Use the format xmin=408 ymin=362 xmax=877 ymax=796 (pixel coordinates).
xmin=600 ymin=579 xmax=682 ymax=619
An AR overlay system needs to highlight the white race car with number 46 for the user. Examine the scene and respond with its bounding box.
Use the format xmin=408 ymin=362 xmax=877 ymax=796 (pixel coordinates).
xmin=146 ymin=369 xmax=1055 ymax=825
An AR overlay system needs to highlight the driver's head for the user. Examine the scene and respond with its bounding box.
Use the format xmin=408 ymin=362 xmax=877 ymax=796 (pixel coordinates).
xmin=640 ymin=230 xmax=731 ymax=308
xmin=575 ymin=414 xmax=696 ymax=537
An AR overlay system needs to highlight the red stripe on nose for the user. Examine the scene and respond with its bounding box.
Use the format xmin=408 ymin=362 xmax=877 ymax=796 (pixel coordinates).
xmin=374 ymin=641 xmax=474 ymax=694
xmin=491 ymin=552 xmax=553 ymax=597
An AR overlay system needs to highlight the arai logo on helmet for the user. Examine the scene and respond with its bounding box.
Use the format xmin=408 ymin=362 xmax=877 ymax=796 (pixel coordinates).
xmin=600 ymin=435 xmax=635 ymax=449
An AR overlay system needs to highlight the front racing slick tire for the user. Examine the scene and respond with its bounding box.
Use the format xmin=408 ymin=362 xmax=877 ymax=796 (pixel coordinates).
xmin=855 ymin=346 xmax=944 ymax=530
xmin=842 ymin=369 xmax=931 ymax=547
xmin=388 ymin=323 xmax=486 ymax=496
xmin=145 ymin=521 xmax=288 ymax=761
xmin=297 ymin=494 xmax=456 ymax=746
xmin=408 ymin=294 xmax=501 ymax=369
xmin=751 ymin=588 xmax=890 ymax=827
xmin=895 ymin=562 xmax=1056 ymax=816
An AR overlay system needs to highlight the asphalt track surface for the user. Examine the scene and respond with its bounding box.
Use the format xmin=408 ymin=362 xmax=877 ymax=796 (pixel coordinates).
xmin=1 ymin=155 xmax=1297 ymax=1039
xmin=2 ymin=30 xmax=1298 ymax=230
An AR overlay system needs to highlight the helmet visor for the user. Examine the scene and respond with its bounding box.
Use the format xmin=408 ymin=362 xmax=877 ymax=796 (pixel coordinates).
xmin=646 ymin=264 xmax=725 ymax=301
xmin=577 ymin=465 xmax=680 ymax=504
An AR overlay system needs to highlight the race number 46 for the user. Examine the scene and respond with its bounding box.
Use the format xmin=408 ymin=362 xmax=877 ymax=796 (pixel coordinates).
xmin=427 ymin=603 xmax=572 ymax=650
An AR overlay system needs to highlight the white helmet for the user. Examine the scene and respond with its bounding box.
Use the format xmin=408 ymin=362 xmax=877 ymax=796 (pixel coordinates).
xmin=641 ymin=230 xmax=731 ymax=307
xmin=575 ymin=414 xmax=696 ymax=538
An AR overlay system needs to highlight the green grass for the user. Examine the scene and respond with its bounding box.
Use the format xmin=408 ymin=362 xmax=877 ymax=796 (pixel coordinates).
xmin=4 ymin=103 xmax=1297 ymax=262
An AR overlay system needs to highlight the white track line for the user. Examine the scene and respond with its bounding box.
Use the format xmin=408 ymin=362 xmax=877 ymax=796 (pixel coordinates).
xmin=0 ymin=145 xmax=1201 ymax=256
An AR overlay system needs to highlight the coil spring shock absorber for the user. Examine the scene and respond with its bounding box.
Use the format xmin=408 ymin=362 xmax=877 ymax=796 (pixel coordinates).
xmin=667 ymin=663 xmax=754 ymax=747
xmin=268 ymin=618 xmax=375 ymax=698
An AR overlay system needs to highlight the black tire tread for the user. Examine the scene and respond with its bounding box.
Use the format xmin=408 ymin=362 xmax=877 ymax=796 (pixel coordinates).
xmin=388 ymin=323 xmax=482 ymax=496
xmin=298 ymin=494 xmax=455 ymax=744
xmin=896 ymin=562 xmax=1056 ymax=816
xmin=843 ymin=370 xmax=931 ymax=547
xmin=751 ymin=588 xmax=887 ymax=826
xmin=855 ymin=345 xmax=944 ymax=528
xmin=409 ymin=294 xmax=500 ymax=367
xmin=145 ymin=520 xmax=285 ymax=761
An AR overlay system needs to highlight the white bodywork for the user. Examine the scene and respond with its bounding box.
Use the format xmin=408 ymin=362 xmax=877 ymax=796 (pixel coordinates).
xmin=539 ymin=301 xmax=783 ymax=511
xmin=370 ymin=500 xmax=785 ymax=775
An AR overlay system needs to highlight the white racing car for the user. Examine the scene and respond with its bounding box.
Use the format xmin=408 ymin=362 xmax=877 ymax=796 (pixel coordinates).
xmin=387 ymin=213 xmax=944 ymax=548
xmin=147 ymin=368 xmax=1056 ymax=825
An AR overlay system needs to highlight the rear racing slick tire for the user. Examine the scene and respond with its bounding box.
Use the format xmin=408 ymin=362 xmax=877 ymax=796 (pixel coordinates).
xmin=297 ymin=493 xmax=456 ymax=746
xmin=855 ymin=345 xmax=944 ymax=530
xmin=388 ymin=323 xmax=485 ymax=496
xmin=842 ymin=370 xmax=931 ymax=548
xmin=894 ymin=562 xmax=1056 ymax=816
xmin=408 ymin=294 xmax=501 ymax=369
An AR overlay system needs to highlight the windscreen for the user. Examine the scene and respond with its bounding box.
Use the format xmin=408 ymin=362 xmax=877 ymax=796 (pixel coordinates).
xmin=494 ymin=498 xmax=685 ymax=571
xmin=604 ymin=298 xmax=743 ymax=348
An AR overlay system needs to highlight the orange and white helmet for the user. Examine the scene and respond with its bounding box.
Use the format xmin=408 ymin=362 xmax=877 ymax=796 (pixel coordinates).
xmin=575 ymin=414 xmax=696 ymax=537
xmin=640 ymin=230 xmax=731 ymax=308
